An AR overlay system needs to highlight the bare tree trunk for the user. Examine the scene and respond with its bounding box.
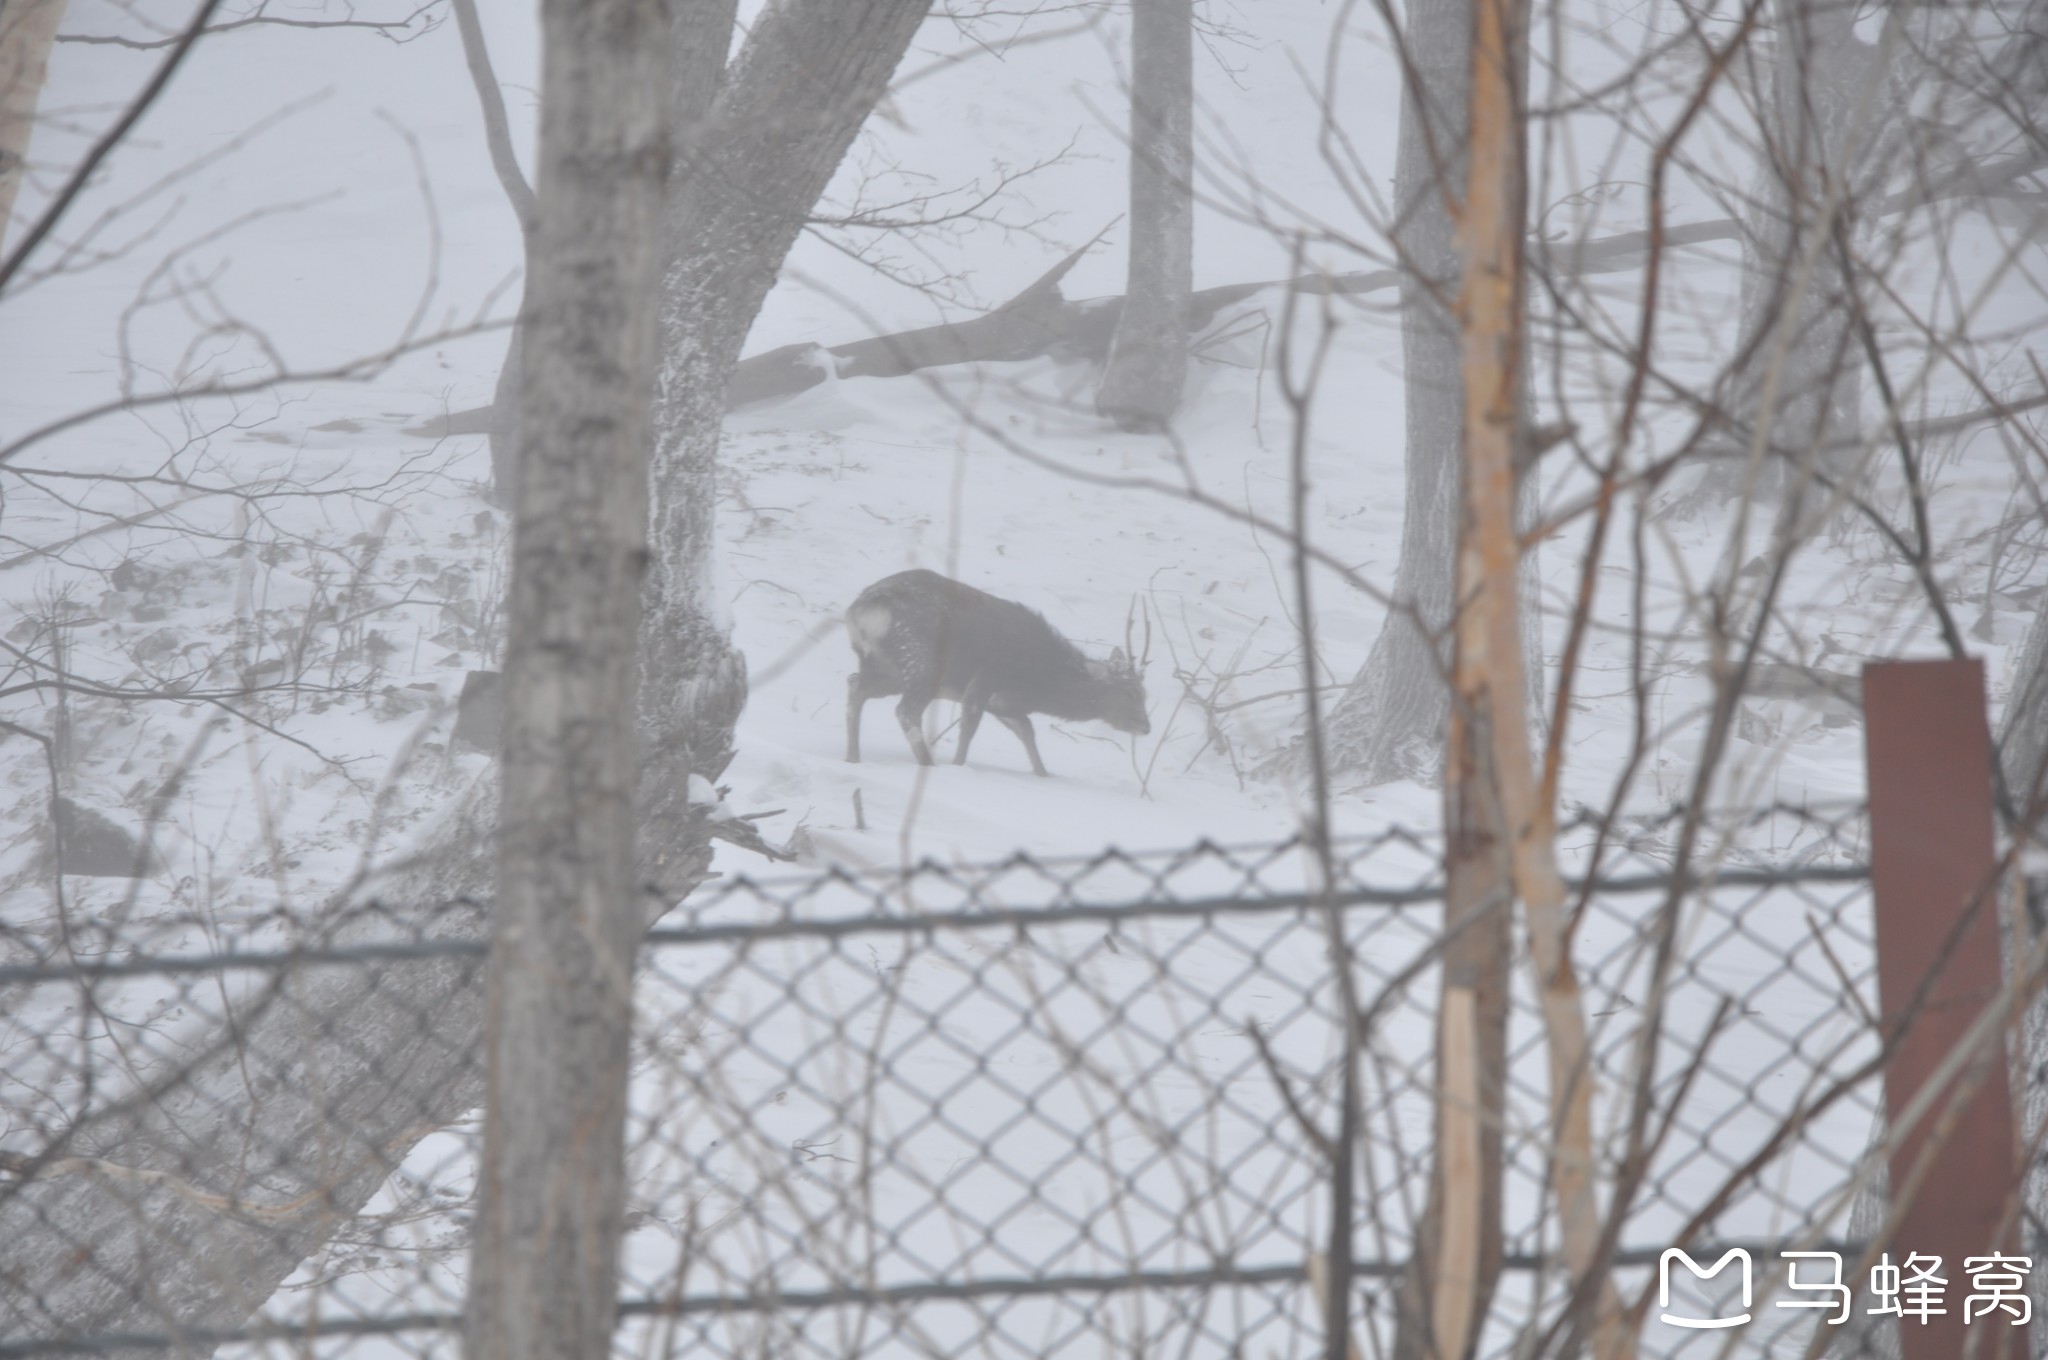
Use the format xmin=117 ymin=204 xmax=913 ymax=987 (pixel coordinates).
xmin=461 ymin=0 xmax=667 ymax=1354
xmin=1096 ymin=0 xmax=1193 ymax=431
xmin=1452 ymin=0 xmax=1626 ymax=1351
xmin=0 ymin=3 xmax=931 ymax=1347
xmin=1748 ymin=0 xmax=1864 ymax=483
xmin=1319 ymin=0 xmax=1466 ymax=787
xmin=1690 ymin=0 xmax=1896 ymax=512
xmin=1316 ymin=54 xmax=1546 ymax=792
xmin=1395 ymin=789 xmax=1511 ymax=1360
xmin=2005 ymin=598 xmax=2048 ymax=828
xmin=1381 ymin=2 xmax=1495 ymax=1353
xmin=0 ymin=785 xmax=506 ymax=1348
xmin=488 ymin=325 xmax=524 ymax=503
xmin=449 ymin=0 xmax=538 ymax=509
xmin=0 ymin=0 xmax=67 ymax=241
xmin=452 ymin=0 xmax=536 ymax=507
xmin=638 ymin=0 xmax=932 ymax=879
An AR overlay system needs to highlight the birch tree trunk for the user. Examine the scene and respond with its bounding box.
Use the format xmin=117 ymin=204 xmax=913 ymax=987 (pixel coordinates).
xmin=1451 ymin=0 xmax=1625 ymax=1350
xmin=461 ymin=0 xmax=667 ymax=1353
xmin=1394 ymin=792 xmax=1511 ymax=1360
xmin=1096 ymin=0 xmax=1193 ymax=431
xmin=0 ymin=2 xmax=932 ymax=1346
xmin=1381 ymin=2 xmax=1496 ymax=1353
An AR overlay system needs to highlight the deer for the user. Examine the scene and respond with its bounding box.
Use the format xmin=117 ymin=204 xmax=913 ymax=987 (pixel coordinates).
xmin=843 ymin=569 xmax=1150 ymax=777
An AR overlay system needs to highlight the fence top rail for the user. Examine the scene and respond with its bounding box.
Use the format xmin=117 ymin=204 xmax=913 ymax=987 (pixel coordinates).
xmin=699 ymin=799 xmax=1866 ymax=892
xmin=0 ymin=863 xmax=1870 ymax=988
xmin=0 ymin=1237 xmax=1868 ymax=1357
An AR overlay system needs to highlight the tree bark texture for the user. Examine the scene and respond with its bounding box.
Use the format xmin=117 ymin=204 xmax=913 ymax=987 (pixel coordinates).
xmin=638 ymin=0 xmax=932 ymax=898
xmin=1095 ymin=0 xmax=1193 ymax=431
xmin=1382 ymin=2 xmax=1497 ymax=1353
xmin=0 ymin=2 xmax=930 ymax=1348
xmin=1452 ymin=1 xmax=1627 ymax=1351
xmin=0 ymin=785 xmax=503 ymax=1348
xmin=461 ymin=0 xmax=667 ymax=1354
xmin=0 ymin=0 xmax=65 ymax=242
xmin=1320 ymin=0 xmax=1468 ymax=787
xmin=489 ymin=323 xmax=525 ymax=502
xmin=1394 ymin=845 xmax=1510 ymax=1360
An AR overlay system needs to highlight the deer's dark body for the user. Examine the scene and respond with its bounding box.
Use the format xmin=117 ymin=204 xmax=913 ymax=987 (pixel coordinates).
xmin=844 ymin=569 xmax=1149 ymax=776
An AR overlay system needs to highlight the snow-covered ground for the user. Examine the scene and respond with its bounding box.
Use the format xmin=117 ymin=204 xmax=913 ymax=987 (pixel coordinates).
xmin=3 ymin=2 xmax=2042 ymax=1357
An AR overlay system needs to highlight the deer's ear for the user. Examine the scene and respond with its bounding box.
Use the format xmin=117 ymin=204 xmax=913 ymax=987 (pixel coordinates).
xmin=1110 ymin=647 xmax=1128 ymax=668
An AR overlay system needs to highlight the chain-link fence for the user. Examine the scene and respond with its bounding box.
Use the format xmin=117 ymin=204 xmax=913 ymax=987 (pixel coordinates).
xmin=3 ymin=804 xmax=2004 ymax=1358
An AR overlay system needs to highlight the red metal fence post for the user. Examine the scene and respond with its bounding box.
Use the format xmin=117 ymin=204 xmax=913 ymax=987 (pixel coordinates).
xmin=1863 ymin=657 xmax=2028 ymax=1358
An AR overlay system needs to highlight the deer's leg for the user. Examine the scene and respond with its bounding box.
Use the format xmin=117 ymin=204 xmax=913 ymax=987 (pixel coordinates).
xmin=845 ymin=670 xmax=873 ymax=763
xmin=994 ymin=712 xmax=1050 ymax=777
xmin=895 ymin=693 xmax=936 ymax=766
xmin=955 ymin=684 xmax=989 ymax=765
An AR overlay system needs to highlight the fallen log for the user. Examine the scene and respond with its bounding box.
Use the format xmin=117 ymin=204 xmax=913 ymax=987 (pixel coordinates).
xmin=405 ymin=152 xmax=2048 ymax=440
xmin=407 ymin=250 xmax=1404 ymax=437
xmin=392 ymin=214 xmax=1783 ymax=439
xmin=727 ymin=230 xmax=1113 ymax=407
xmin=723 ymin=251 xmax=1413 ymax=408
xmin=661 ymin=217 xmax=1761 ymax=413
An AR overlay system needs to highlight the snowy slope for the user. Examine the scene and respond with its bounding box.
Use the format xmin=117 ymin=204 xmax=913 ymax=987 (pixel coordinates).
xmin=2 ymin=2 xmax=2043 ymax=1357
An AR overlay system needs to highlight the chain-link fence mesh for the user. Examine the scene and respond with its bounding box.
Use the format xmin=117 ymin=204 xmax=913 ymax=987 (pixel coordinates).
xmin=5 ymin=803 xmax=2028 ymax=1358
